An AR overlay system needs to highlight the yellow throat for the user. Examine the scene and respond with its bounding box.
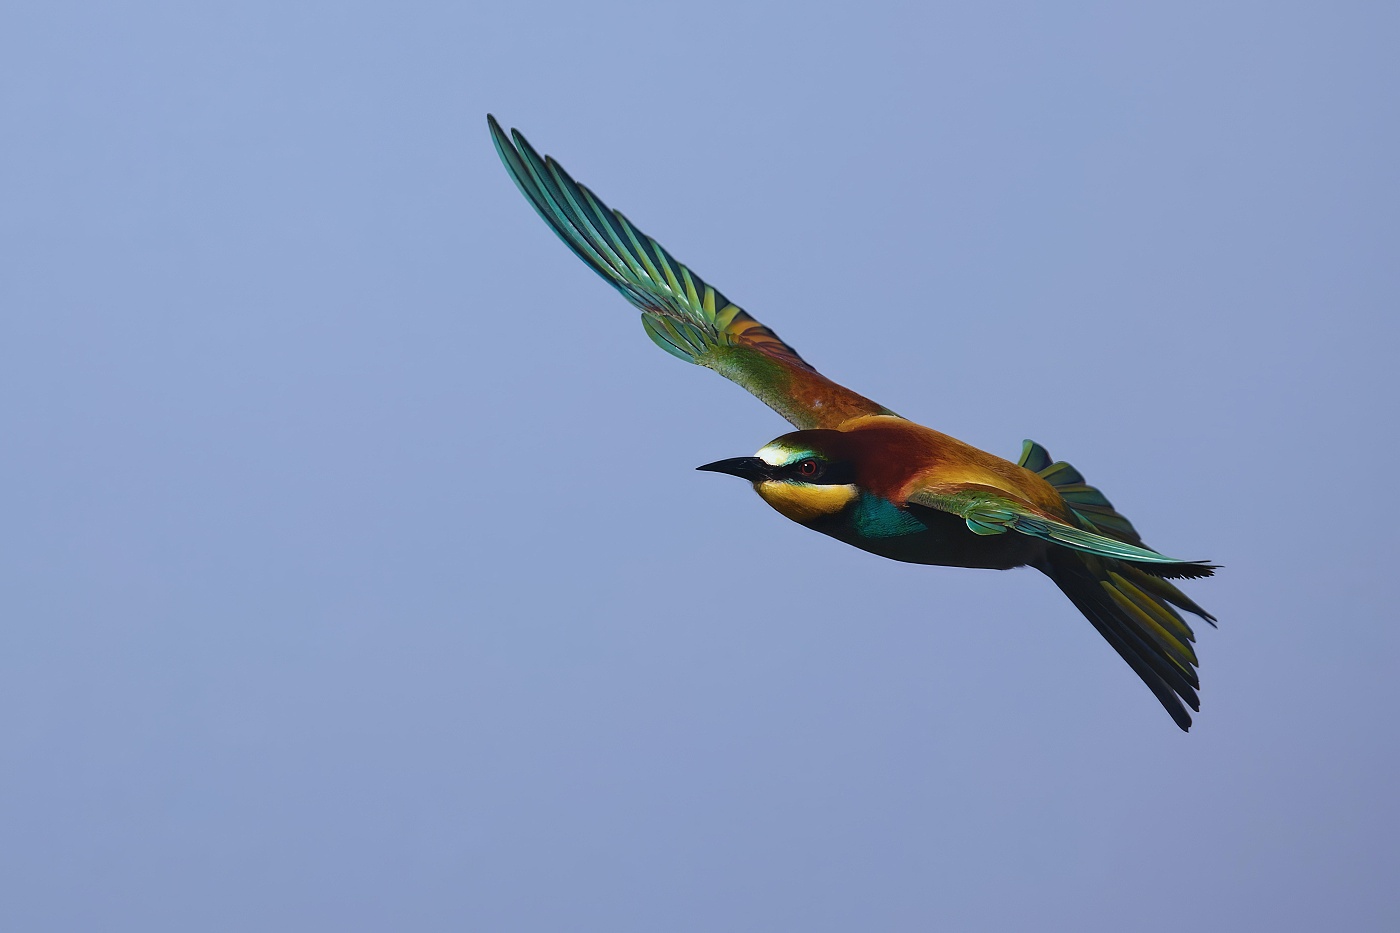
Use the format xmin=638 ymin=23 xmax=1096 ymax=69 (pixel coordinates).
xmin=755 ymin=481 xmax=858 ymax=524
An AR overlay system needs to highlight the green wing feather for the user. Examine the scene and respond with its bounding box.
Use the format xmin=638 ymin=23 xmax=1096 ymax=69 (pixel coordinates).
xmin=488 ymin=115 xmax=892 ymax=429
xmin=908 ymin=484 xmax=1213 ymax=577
xmin=1017 ymin=440 xmax=1141 ymax=543
xmin=1015 ymin=441 xmax=1220 ymax=588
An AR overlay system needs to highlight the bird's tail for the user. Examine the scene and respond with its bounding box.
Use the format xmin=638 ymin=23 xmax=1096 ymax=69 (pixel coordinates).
xmin=1041 ymin=550 xmax=1208 ymax=730
xmin=1020 ymin=441 xmax=1216 ymax=731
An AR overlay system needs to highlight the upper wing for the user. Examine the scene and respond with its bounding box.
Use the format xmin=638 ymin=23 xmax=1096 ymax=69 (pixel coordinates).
xmin=906 ymin=483 xmax=1215 ymax=579
xmin=488 ymin=115 xmax=894 ymax=430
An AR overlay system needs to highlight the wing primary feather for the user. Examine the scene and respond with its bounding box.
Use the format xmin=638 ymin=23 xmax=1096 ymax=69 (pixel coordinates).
xmin=512 ymin=135 xmax=629 ymax=283
xmin=609 ymin=210 xmax=663 ymax=284
xmin=542 ymin=158 xmax=634 ymax=279
xmin=492 ymin=120 xmax=621 ymax=285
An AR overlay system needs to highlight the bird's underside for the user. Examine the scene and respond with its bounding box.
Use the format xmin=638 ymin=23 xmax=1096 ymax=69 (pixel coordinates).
xmin=489 ymin=114 xmax=1217 ymax=731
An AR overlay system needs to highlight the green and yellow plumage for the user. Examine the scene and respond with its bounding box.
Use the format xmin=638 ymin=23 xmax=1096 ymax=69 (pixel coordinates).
xmin=489 ymin=115 xmax=1218 ymax=731
xmin=488 ymin=115 xmax=892 ymax=429
xmin=1013 ymin=441 xmax=1212 ymax=724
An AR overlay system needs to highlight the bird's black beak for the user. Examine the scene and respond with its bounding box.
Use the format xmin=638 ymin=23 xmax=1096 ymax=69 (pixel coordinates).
xmin=695 ymin=456 xmax=772 ymax=482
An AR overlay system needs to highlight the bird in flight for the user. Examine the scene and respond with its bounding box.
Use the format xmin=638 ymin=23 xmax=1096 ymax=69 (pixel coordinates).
xmin=488 ymin=115 xmax=1217 ymax=731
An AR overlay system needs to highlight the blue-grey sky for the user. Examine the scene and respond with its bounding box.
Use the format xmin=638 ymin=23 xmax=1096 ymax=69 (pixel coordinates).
xmin=3 ymin=2 xmax=1397 ymax=931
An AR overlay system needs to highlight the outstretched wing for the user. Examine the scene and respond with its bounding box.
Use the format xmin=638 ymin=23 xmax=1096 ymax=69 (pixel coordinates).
xmin=906 ymin=483 xmax=1215 ymax=579
xmin=488 ymin=115 xmax=894 ymax=430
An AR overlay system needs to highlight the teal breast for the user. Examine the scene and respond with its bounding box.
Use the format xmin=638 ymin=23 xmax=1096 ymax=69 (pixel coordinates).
xmin=813 ymin=492 xmax=1039 ymax=570
xmin=849 ymin=491 xmax=928 ymax=538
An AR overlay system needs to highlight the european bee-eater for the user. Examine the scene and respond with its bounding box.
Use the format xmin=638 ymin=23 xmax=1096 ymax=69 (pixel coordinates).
xmin=488 ymin=115 xmax=1217 ymax=731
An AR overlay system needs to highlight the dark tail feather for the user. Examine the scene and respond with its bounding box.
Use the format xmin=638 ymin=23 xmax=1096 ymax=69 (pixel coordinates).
xmin=1041 ymin=550 xmax=1205 ymax=732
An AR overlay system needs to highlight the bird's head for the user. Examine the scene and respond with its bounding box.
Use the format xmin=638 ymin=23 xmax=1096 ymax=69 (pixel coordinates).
xmin=696 ymin=430 xmax=860 ymax=524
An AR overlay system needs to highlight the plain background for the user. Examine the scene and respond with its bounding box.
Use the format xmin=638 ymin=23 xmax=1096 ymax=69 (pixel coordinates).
xmin=3 ymin=2 xmax=1396 ymax=930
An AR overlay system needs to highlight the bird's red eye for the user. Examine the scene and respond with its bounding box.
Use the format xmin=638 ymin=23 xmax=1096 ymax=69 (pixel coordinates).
xmin=797 ymin=458 xmax=820 ymax=477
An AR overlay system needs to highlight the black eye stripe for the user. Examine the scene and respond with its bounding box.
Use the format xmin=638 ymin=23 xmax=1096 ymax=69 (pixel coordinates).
xmin=783 ymin=459 xmax=856 ymax=485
